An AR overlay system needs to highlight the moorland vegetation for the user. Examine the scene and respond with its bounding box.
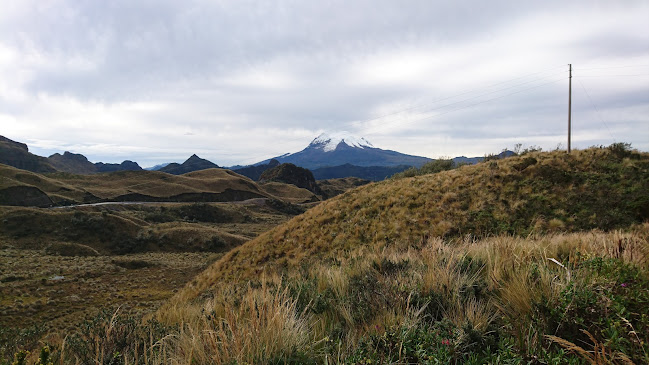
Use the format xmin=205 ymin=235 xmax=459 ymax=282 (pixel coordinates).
xmin=2 ymin=143 xmax=648 ymax=364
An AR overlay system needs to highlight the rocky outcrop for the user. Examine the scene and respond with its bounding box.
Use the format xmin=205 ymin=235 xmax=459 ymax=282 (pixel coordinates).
xmin=95 ymin=160 xmax=142 ymax=173
xmin=0 ymin=136 xmax=57 ymax=173
xmin=48 ymin=152 xmax=97 ymax=174
xmin=259 ymin=163 xmax=324 ymax=196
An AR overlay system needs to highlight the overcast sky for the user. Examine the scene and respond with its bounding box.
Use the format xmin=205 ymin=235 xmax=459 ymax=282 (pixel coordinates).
xmin=1 ymin=0 xmax=648 ymax=168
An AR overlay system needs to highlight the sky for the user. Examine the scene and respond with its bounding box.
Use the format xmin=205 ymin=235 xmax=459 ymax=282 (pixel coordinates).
xmin=1 ymin=0 xmax=648 ymax=168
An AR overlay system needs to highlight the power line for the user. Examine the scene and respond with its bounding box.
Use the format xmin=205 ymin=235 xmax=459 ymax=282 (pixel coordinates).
xmin=362 ymin=76 xmax=568 ymax=136
xmin=576 ymin=78 xmax=614 ymax=141
xmin=4 ymin=70 xmax=572 ymax=201
xmin=576 ymin=74 xmax=649 ymax=77
xmin=2 ymin=64 xmax=611 ymax=202
xmin=576 ymin=64 xmax=649 ymax=71
xmin=234 ymin=66 xmax=568 ymax=165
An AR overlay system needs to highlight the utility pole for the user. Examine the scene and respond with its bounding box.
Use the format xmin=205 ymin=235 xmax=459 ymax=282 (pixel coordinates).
xmin=568 ymin=64 xmax=572 ymax=153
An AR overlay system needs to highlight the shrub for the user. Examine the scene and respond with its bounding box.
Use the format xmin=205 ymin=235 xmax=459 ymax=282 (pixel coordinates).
xmin=62 ymin=309 xmax=172 ymax=365
xmin=608 ymin=142 xmax=633 ymax=158
xmin=0 ymin=325 xmax=45 ymax=365
xmin=543 ymin=258 xmax=649 ymax=363
xmin=391 ymin=159 xmax=457 ymax=179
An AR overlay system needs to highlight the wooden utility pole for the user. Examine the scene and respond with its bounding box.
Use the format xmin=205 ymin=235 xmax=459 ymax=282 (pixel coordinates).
xmin=568 ymin=64 xmax=572 ymax=153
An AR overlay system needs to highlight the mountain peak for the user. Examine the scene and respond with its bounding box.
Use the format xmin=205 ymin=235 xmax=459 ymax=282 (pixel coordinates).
xmin=159 ymin=154 xmax=219 ymax=175
xmin=309 ymin=132 xmax=374 ymax=152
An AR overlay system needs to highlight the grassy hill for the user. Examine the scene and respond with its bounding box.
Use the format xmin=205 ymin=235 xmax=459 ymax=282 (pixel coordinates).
xmin=167 ymin=146 xmax=649 ymax=294
xmin=0 ymin=165 xmax=322 ymax=206
xmin=150 ymin=145 xmax=649 ymax=363
xmin=317 ymin=177 xmax=371 ymax=198
xmin=4 ymin=145 xmax=648 ymax=363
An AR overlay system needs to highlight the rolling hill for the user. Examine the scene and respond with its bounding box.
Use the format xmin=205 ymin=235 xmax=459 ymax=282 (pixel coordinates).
xmin=259 ymin=163 xmax=324 ymax=196
xmin=0 ymin=163 xmax=323 ymax=207
xmin=149 ymin=144 xmax=649 ymax=363
xmin=166 ymin=144 xmax=649 ymax=309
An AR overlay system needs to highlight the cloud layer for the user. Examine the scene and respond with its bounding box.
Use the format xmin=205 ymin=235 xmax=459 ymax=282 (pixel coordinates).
xmin=1 ymin=0 xmax=648 ymax=167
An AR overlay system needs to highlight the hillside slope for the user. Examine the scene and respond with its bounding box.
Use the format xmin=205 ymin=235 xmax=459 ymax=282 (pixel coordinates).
xmin=0 ymin=165 xmax=321 ymax=206
xmin=169 ymin=146 xmax=649 ymax=303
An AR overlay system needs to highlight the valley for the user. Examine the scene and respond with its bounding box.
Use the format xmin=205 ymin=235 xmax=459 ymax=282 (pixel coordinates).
xmin=0 ymin=199 xmax=301 ymax=334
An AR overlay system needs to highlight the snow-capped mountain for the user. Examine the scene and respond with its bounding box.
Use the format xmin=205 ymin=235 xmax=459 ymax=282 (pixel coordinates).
xmin=309 ymin=132 xmax=374 ymax=152
xmin=256 ymin=132 xmax=432 ymax=170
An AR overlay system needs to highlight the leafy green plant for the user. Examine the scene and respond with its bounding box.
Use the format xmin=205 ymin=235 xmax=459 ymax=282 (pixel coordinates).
xmin=0 ymin=325 xmax=45 ymax=365
xmin=542 ymin=257 xmax=649 ymax=363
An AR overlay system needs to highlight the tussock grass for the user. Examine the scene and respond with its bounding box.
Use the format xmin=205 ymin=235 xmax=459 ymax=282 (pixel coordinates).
xmin=168 ymin=147 xmax=649 ymax=305
xmin=148 ymin=230 xmax=649 ymax=363
xmin=165 ymin=282 xmax=314 ymax=365
xmin=7 ymin=227 xmax=648 ymax=363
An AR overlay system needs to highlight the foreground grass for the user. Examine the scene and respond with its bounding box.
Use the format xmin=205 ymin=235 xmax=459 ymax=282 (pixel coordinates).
xmin=4 ymin=228 xmax=648 ymax=364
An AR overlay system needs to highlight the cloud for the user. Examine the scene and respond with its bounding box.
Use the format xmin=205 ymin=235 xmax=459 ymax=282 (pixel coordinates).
xmin=1 ymin=0 xmax=648 ymax=167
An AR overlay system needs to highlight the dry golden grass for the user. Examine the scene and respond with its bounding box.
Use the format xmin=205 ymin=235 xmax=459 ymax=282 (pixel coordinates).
xmin=258 ymin=181 xmax=319 ymax=203
xmin=163 ymin=281 xmax=314 ymax=365
xmin=547 ymin=330 xmax=635 ymax=364
xmin=151 ymin=228 xmax=648 ymax=362
xmin=5 ymin=146 xmax=649 ymax=362
xmin=0 ymin=200 xmax=299 ymax=336
xmin=0 ymin=248 xmax=219 ymax=331
xmin=0 ymin=164 xmax=90 ymax=204
xmin=54 ymin=168 xmax=268 ymax=199
xmin=1 ymin=163 xmax=320 ymax=205
xmin=164 ymin=147 xmax=649 ymax=308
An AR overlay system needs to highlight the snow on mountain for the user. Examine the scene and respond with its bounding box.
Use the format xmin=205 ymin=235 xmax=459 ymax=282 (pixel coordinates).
xmin=252 ymin=132 xmax=431 ymax=170
xmin=309 ymin=132 xmax=374 ymax=152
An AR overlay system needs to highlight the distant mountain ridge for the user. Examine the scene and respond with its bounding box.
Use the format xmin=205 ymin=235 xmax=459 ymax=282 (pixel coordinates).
xmin=243 ymin=133 xmax=515 ymax=181
xmin=0 ymin=135 xmax=143 ymax=174
xmin=145 ymin=163 xmax=171 ymax=171
xmin=0 ymin=136 xmax=57 ymax=173
xmin=159 ymin=154 xmax=220 ymax=175
xmin=2 ymin=134 xmax=515 ymax=180
xmin=257 ymin=133 xmax=432 ymax=170
xmin=233 ymin=159 xmax=280 ymax=180
xmin=48 ymin=151 xmax=142 ymax=174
